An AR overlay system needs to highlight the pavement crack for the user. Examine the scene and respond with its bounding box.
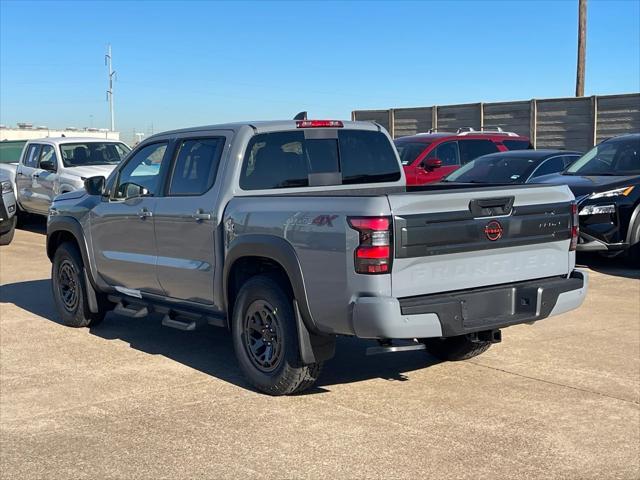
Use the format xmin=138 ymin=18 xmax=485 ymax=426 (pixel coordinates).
xmin=467 ymin=361 xmax=640 ymax=405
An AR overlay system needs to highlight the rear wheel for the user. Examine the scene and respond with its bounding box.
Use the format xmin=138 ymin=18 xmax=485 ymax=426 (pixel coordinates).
xmin=0 ymin=217 xmax=16 ymax=245
xmin=52 ymin=242 xmax=109 ymax=327
xmin=421 ymin=335 xmax=492 ymax=361
xmin=231 ymin=275 xmax=322 ymax=395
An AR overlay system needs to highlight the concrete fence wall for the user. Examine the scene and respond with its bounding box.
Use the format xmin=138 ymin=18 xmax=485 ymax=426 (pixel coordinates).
xmin=352 ymin=93 xmax=640 ymax=152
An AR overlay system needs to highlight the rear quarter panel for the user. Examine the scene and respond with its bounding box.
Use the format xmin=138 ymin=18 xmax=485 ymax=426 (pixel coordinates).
xmin=223 ymin=195 xmax=392 ymax=335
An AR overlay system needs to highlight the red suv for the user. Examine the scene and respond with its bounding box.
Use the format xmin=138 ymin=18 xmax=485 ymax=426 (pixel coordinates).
xmin=394 ymin=128 xmax=532 ymax=185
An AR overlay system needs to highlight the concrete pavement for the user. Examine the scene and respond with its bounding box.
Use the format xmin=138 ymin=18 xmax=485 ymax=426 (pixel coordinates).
xmin=1 ymin=222 xmax=639 ymax=479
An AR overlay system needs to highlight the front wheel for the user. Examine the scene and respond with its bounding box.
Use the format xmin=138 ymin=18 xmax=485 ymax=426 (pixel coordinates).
xmin=421 ymin=335 xmax=492 ymax=361
xmin=231 ymin=275 xmax=322 ymax=395
xmin=52 ymin=242 xmax=109 ymax=328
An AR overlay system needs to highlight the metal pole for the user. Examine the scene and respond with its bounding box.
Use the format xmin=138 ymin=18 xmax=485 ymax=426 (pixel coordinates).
xmin=575 ymin=0 xmax=587 ymax=97
xmin=106 ymin=45 xmax=116 ymax=131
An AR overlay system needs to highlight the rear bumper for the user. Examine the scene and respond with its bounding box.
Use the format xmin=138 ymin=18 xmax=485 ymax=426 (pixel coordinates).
xmin=351 ymin=269 xmax=588 ymax=339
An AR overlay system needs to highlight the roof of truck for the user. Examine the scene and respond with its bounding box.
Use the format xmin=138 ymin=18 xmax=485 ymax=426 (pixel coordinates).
xmin=146 ymin=120 xmax=380 ymax=140
xmin=25 ymin=137 xmax=126 ymax=145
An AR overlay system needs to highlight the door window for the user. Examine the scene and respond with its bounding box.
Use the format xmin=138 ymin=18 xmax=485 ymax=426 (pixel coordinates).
xmin=24 ymin=144 xmax=42 ymax=167
xmin=530 ymin=156 xmax=565 ymax=179
xmin=168 ymin=138 xmax=225 ymax=196
xmin=427 ymin=141 xmax=459 ymax=166
xmin=38 ymin=145 xmax=58 ymax=171
xmin=458 ymin=139 xmax=500 ymax=164
xmin=561 ymin=155 xmax=580 ymax=169
xmin=114 ymin=142 xmax=168 ymax=199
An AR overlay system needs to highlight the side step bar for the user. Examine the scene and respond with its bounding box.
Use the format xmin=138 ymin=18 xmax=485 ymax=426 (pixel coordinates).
xmin=366 ymin=341 xmax=426 ymax=356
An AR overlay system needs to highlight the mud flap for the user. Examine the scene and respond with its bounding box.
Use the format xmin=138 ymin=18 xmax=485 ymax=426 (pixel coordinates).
xmin=293 ymin=300 xmax=336 ymax=365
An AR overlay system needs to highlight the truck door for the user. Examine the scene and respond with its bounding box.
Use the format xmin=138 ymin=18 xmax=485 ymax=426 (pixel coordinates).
xmin=34 ymin=144 xmax=59 ymax=212
xmin=153 ymin=135 xmax=227 ymax=305
xmin=90 ymin=141 xmax=170 ymax=295
xmin=15 ymin=143 xmax=42 ymax=213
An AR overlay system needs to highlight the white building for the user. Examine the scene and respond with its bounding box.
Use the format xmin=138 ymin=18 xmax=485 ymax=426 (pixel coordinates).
xmin=0 ymin=123 xmax=120 ymax=141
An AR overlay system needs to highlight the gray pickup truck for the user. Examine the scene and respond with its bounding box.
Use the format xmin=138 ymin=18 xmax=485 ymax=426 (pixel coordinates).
xmin=47 ymin=120 xmax=588 ymax=395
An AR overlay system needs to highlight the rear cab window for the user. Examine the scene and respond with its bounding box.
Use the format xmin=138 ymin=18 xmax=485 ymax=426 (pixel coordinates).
xmin=240 ymin=129 xmax=401 ymax=190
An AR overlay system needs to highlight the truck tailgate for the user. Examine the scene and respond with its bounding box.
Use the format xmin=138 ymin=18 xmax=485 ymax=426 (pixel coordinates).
xmin=388 ymin=185 xmax=575 ymax=299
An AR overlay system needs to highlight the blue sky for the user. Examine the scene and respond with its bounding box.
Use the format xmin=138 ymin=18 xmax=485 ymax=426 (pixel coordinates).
xmin=1 ymin=0 xmax=639 ymax=143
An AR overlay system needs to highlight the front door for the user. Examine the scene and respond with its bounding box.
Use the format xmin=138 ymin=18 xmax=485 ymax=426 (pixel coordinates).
xmin=16 ymin=143 xmax=41 ymax=213
xmin=90 ymin=141 xmax=170 ymax=295
xmin=153 ymin=136 xmax=226 ymax=305
xmin=34 ymin=144 xmax=60 ymax=212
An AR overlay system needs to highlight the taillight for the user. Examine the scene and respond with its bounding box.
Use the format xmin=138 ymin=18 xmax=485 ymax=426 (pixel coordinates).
xmin=348 ymin=216 xmax=392 ymax=274
xmin=296 ymin=120 xmax=344 ymax=128
xmin=570 ymin=201 xmax=579 ymax=251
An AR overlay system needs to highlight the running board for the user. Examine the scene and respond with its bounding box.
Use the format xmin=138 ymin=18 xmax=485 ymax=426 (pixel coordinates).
xmin=366 ymin=343 xmax=426 ymax=356
xmin=112 ymin=300 xmax=149 ymax=318
xmin=161 ymin=315 xmax=197 ymax=331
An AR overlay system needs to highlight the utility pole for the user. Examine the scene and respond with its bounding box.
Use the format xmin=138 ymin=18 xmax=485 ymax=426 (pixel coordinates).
xmin=575 ymin=0 xmax=587 ymax=97
xmin=105 ymin=45 xmax=116 ymax=131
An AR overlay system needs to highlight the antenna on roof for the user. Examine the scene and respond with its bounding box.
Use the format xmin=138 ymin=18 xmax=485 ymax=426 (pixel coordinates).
xmin=293 ymin=111 xmax=307 ymax=121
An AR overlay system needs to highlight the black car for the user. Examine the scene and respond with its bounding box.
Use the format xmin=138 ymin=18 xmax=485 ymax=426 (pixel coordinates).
xmin=443 ymin=149 xmax=581 ymax=184
xmin=536 ymin=133 xmax=640 ymax=263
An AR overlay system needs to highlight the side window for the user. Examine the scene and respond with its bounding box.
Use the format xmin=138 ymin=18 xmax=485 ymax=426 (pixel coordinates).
xmin=427 ymin=141 xmax=459 ymax=166
xmin=38 ymin=145 xmax=58 ymax=170
xmin=502 ymin=140 xmax=532 ymax=150
xmin=168 ymin=138 xmax=225 ymax=196
xmin=23 ymin=144 xmax=41 ymax=168
xmin=458 ymin=140 xmax=500 ymax=164
xmin=114 ymin=142 xmax=168 ymax=199
xmin=530 ymin=157 xmax=565 ymax=179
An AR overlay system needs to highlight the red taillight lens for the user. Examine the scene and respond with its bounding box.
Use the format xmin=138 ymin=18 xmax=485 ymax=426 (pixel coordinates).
xmin=570 ymin=201 xmax=579 ymax=251
xmin=348 ymin=216 xmax=392 ymax=274
xmin=296 ymin=120 xmax=344 ymax=128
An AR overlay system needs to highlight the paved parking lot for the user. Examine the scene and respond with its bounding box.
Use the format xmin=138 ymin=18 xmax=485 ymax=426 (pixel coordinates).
xmin=1 ymin=219 xmax=639 ymax=480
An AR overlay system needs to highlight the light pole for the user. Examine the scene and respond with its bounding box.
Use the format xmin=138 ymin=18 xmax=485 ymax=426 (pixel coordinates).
xmin=575 ymin=0 xmax=587 ymax=97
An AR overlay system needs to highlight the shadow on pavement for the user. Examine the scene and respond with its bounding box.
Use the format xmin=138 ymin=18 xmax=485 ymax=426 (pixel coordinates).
xmin=576 ymin=252 xmax=639 ymax=280
xmin=17 ymin=215 xmax=47 ymax=235
xmin=0 ymin=278 xmax=437 ymax=394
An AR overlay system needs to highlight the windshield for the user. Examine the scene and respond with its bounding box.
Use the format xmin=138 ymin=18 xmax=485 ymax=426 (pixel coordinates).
xmin=445 ymin=154 xmax=538 ymax=184
xmin=60 ymin=142 xmax=130 ymax=167
xmin=0 ymin=140 xmax=26 ymax=163
xmin=394 ymin=141 xmax=429 ymax=166
xmin=565 ymin=137 xmax=640 ymax=176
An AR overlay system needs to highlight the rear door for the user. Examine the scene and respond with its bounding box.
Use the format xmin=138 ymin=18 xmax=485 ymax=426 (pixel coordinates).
xmin=388 ymin=185 xmax=575 ymax=298
xmin=33 ymin=144 xmax=59 ymax=211
xmin=153 ymin=135 xmax=227 ymax=305
xmin=418 ymin=141 xmax=459 ymax=183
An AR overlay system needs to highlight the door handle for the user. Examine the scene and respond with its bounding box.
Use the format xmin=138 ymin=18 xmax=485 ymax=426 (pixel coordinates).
xmin=138 ymin=208 xmax=153 ymax=219
xmin=33 ymin=174 xmax=40 ymax=178
xmin=17 ymin=171 xmax=24 ymax=176
xmin=191 ymin=210 xmax=212 ymax=222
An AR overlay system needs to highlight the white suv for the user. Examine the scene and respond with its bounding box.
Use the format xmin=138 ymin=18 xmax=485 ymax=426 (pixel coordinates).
xmin=16 ymin=137 xmax=130 ymax=216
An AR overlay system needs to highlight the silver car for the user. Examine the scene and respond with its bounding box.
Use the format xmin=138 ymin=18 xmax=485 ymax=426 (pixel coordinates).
xmin=15 ymin=137 xmax=130 ymax=217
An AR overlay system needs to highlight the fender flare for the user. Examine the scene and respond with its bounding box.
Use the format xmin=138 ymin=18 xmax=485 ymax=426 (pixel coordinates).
xmin=223 ymin=234 xmax=335 ymax=364
xmin=223 ymin=234 xmax=317 ymax=332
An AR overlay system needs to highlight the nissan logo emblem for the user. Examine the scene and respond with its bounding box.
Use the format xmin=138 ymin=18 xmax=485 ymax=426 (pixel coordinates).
xmin=484 ymin=220 xmax=503 ymax=241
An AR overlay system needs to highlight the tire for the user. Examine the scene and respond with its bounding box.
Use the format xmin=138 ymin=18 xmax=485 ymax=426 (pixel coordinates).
xmin=0 ymin=216 xmax=16 ymax=245
xmin=628 ymin=220 xmax=640 ymax=267
xmin=421 ymin=335 xmax=492 ymax=361
xmin=51 ymin=242 xmax=108 ymax=328
xmin=231 ymin=275 xmax=322 ymax=396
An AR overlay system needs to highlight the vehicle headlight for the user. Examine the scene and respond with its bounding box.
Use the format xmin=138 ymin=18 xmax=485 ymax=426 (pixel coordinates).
xmin=579 ymin=204 xmax=616 ymax=216
xmin=1 ymin=181 xmax=11 ymax=193
xmin=589 ymin=186 xmax=634 ymax=199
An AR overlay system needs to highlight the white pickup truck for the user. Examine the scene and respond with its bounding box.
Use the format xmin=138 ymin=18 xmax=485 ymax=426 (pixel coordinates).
xmin=15 ymin=137 xmax=130 ymax=217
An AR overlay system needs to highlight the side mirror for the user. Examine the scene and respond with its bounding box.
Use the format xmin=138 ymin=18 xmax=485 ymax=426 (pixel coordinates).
xmin=40 ymin=160 xmax=56 ymax=172
xmin=84 ymin=176 xmax=105 ymax=196
xmin=423 ymin=158 xmax=443 ymax=171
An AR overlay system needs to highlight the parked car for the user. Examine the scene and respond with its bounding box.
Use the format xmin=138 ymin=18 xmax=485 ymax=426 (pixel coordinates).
xmin=394 ymin=127 xmax=532 ymax=186
xmin=536 ymin=133 xmax=640 ymax=263
xmin=0 ymin=139 xmax=27 ymax=194
xmin=47 ymin=120 xmax=587 ymax=395
xmin=0 ymin=169 xmax=17 ymax=245
xmin=443 ymin=149 xmax=581 ymax=184
xmin=16 ymin=137 xmax=130 ymax=217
